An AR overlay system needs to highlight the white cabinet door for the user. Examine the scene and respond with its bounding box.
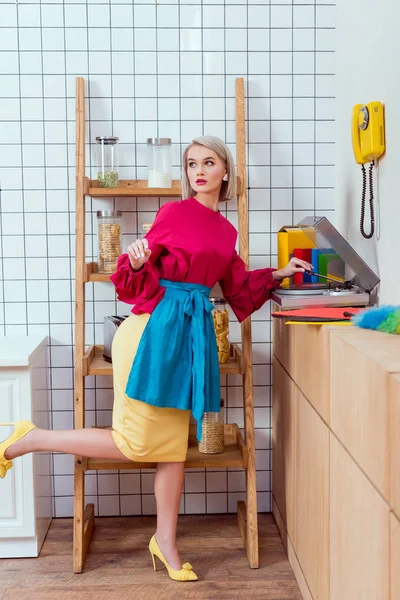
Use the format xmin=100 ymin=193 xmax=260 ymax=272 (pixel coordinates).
xmin=0 ymin=372 xmax=35 ymax=539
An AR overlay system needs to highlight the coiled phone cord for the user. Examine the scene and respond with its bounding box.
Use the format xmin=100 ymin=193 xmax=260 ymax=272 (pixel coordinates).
xmin=360 ymin=160 xmax=375 ymax=239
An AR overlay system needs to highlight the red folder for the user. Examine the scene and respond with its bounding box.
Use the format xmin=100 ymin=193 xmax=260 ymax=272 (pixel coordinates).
xmin=293 ymin=248 xmax=311 ymax=285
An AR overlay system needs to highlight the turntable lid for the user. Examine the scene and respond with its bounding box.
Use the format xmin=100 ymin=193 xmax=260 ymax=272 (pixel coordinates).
xmin=297 ymin=216 xmax=380 ymax=292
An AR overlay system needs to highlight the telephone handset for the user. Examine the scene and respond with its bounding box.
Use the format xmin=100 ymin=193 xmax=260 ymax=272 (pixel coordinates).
xmin=351 ymin=102 xmax=385 ymax=239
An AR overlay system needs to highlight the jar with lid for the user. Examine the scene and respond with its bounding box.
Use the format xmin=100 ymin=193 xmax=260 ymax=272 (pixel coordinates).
xmin=147 ymin=138 xmax=172 ymax=188
xmin=210 ymin=298 xmax=230 ymax=364
xmin=97 ymin=211 xmax=122 ymax=273
xmin=198 ymin=400 xmax=225 ymax=454
xmin=96 ymin=136 xmax=119 ymax=188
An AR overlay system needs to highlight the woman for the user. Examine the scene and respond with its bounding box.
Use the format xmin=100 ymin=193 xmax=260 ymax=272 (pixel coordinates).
xmin=0 ymin=136 xmax=312 ymax=582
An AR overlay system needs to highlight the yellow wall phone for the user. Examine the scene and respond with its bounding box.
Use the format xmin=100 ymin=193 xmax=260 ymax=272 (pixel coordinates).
xmin=351 ymin=102 xmax=385 ymax=239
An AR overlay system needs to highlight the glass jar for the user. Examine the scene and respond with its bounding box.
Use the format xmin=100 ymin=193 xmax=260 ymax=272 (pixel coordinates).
xmin=96 ymin=136 xmax=119 ymax=188
xmin=147 ymin=138 xmax=172 ymax=188
xmin=97 ymin=211 xmax=122 ymax=273
xmin=198 ymin=400 xmax=225 ymax=454
xmin=210 ymin=298 xmax=230 ymax=364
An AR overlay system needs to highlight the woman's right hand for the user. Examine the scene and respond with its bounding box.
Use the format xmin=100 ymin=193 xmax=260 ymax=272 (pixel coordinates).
xmin=127 ymin=238 xmax=151 ymax=271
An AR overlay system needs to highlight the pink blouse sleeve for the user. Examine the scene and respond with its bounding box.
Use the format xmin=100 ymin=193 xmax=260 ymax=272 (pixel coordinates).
xmin=219 ymin=250 xmax=281 ymax=323
xmin=110 ymin=202 xmax=172 ymax=312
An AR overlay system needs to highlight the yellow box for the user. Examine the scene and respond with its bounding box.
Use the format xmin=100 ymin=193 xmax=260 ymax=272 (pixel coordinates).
xmin=277 ymin=226 xmax=316 ymax=285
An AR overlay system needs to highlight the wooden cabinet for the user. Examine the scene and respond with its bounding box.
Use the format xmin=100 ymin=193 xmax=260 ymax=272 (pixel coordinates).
xmin=273 ymin=323 xmax=399 ymax=600
xmin=273 ymin=319 xmax=344 ymax=425
xmin=330 ymin=434 xmax=389 ymax=600
xmin=272 ymin=356 xmax=329 ymax=600
xmin=273 ymin=317 xmax=296 ymax=382
xmin=330 ymin=329 xmax=400 ymax=502
xmin=295 ymin=388 xmax=329 ymax=600
xmin=272 ymin=357 xmax=296 ymax=541
xmin=390 ymin=374 xmax=400 ymax=519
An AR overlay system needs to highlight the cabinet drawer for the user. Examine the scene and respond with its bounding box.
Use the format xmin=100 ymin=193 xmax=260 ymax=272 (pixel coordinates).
xmin=330 ymin=330 xmax=394 ymax=501
xmin=273 ymin=319 xmax=339 ymax=424
xmin=272 ymin=357 xmax=296 ymax=541
xmin=295 ymin=386 xmax=329 ymax=600
xmin=330 ymin=433 xmax=389 ymax=600
xmin=390 ymin=374 xmax=400 ymax=518
xmin=273 ymin=317 xmax=296 ymax=381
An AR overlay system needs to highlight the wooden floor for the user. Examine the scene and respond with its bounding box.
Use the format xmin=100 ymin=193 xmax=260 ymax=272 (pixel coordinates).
xmin=0 ymin=514 xmax=302 ymax=600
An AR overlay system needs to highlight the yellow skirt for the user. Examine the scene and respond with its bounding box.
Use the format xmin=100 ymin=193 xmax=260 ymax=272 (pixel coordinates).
xmin=111 ymin=313 xmax=191 ymax=462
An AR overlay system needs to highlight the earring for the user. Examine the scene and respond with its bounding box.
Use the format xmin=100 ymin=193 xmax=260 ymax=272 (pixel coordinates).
xmin=222 ymin=174 xmax=228 ymax=181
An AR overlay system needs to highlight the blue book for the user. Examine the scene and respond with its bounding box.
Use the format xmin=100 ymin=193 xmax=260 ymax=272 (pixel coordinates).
xmin=310 ymin=249 xmax=320 ymax=283
xmin=303 ymin=249 xmax=312 ymax=283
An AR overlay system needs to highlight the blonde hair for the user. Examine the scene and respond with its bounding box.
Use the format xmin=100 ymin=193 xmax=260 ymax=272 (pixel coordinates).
xmin=182 ymin=136 xmax=237 ymax=203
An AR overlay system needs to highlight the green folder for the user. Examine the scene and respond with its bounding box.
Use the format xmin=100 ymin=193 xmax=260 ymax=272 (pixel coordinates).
xmin=318 ymin=252 xmax=343 ymax=283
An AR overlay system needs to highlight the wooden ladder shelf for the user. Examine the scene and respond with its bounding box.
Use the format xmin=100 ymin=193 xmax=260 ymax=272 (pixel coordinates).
xmin=74 ymin=76 xmax=259 ymax=573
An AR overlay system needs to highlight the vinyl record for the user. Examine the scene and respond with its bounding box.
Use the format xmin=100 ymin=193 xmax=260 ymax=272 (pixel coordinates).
xmin=277 ymin=282 xmax=333 ymax=296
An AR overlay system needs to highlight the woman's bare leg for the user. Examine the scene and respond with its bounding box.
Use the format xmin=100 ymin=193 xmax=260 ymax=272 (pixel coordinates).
xmin=6 ymin=431 xmax=187 ymax=570
xmin=154 ymin=461 xmax=185 ymax=570
xmin=4 ymin=427 xmax=128 ymax=461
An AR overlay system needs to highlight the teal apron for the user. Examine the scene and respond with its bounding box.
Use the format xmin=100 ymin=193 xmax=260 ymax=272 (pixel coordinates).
xmin=125 ymin=279 xmax=221 ymax=442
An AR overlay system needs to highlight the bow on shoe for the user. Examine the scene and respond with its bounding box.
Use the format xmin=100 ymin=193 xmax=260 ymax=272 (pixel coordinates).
xmin=0 ymin=458 xmax=13 ymax=479
xmin=180 ymin=562 xmax=197 ymax=580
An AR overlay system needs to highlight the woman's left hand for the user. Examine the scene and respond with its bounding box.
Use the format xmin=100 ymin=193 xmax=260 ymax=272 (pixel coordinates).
xmin=272 ymin=257 xmax=314 ymax=281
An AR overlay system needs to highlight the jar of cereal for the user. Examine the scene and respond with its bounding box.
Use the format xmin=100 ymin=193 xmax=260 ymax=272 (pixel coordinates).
xmin=97 ymin=211 xmax=122 ymax=273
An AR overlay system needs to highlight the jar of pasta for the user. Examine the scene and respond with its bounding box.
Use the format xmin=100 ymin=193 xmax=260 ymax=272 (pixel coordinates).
xmin=210 ymin=298 xmax=230 ymax=364
xmin=97 ymin=211 xmax=122 ymax=273
xmin=198 ymin=400 xmax=225 ymax=454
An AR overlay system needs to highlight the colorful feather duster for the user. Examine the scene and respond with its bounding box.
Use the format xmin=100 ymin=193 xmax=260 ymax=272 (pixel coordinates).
xmin=352 ymin=305 xmax=400 ymax=334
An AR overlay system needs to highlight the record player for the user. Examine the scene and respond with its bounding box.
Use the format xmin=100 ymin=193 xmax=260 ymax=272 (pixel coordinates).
xmin=271 ymin=216 xmax=380 ymax=310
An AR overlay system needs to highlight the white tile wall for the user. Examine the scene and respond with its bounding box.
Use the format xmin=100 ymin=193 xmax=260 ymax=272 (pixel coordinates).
xmin=0 ymin=0 xmax=335 ymax=518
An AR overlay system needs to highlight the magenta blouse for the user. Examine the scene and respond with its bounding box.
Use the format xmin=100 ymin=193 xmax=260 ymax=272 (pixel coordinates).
xmin=110 ymin=197 xmax=280 ymax=323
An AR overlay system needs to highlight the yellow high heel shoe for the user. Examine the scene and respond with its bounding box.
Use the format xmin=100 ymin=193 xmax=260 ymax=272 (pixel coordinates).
xmin=0 ymin=421 xmax=36 ymax=479
xmin=148 ymin=534 xmax=198 ymax=582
